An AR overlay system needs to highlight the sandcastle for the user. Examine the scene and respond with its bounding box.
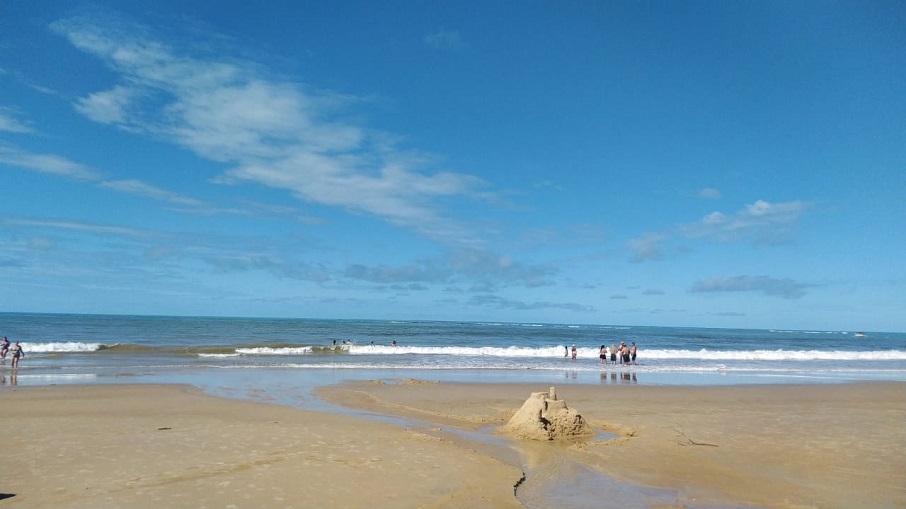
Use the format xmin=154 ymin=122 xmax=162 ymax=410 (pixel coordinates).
xmin=499 ymin=386 xmax=592 ymax=440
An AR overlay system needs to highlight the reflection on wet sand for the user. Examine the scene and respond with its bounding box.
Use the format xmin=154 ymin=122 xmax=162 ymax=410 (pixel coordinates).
xmin=600 ymin=370 xmax=637 ymax=384
xmin=0 ymin=370 xmax=17 ymax=386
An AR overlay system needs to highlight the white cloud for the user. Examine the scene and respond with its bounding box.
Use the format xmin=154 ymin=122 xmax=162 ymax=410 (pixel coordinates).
xmin=75 ymin=85 xmax=135 ymax=124
xmin=100 ymin=179 xmax=203 ymax=206
xmin=626 ymin=231 xmax=667 ymax=262
xmin=0 ymin=144 xmax=210 ymax=208
xmin=679 ymin=199 xmax=809 ymax=242
xmin=51 ymin=16 xmax=487 ymax=245
xmin=697 ymin=187 xmax=721 ymax=199
xmin=627 ymin=199 xmax=810 ymax=262
xmin=0 ymin=108 xmax=33 ymax=133
xmin=0 ymin=145 xmax=100 ymax=180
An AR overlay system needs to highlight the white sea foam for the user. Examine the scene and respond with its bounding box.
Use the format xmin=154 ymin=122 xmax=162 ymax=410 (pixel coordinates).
xmin=235 ymin=346 xmax=314 ymax=355
xmin=19 ymin=341 xmax=102 ymax=353
xmin=347 ymin=345 xmax=906 ymax=361
xmin=349 ymin=345 xmax=567 ymax=357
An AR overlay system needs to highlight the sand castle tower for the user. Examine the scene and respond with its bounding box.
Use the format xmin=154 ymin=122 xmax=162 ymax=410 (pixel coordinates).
xmin=500 ymin=387 xmax=592 ymax=440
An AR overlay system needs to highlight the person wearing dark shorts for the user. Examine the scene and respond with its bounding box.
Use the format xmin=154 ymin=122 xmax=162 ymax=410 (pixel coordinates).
xmin=10 ymin=341 xmax=24 ymax=369
xmin=630 ymin=342 xmax=637 ymax=364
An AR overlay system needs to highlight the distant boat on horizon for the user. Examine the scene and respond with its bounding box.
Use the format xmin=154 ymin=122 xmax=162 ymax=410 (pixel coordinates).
xmin=854 ymin=331 xmax=866 ymax=338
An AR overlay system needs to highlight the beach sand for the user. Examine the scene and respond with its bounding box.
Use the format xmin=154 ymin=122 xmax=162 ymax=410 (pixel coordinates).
xmin=2 ymin=381 xmax=904 ymax=509
xmin=0 ymin=384 xmax=521 ymax=509
xmin=317 ymin=381 xmax=906 ymax=509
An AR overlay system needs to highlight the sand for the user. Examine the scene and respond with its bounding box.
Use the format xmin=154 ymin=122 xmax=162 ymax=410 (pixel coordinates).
xmin=0 ymin=384 xmax=521 ymax=509
xmin=2 ymin=381 xmax=904 ymax=509
xmin=317 ymin=381 xmax=906 ymax=509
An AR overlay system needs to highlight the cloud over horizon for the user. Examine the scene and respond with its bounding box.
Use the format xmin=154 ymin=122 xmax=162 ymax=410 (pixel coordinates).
xmin=628 ymin=199 xmax=811 ymax=262
xmin=691 ymin=275 xmax=813 ymax=299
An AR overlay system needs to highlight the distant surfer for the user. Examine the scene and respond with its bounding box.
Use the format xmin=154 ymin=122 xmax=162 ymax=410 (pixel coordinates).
xmin=391 ymin=340 xmax=397 ymax=347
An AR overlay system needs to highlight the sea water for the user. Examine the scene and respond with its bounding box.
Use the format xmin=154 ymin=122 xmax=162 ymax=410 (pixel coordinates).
xmin=2 ymin=312 xmax=904 ymax=392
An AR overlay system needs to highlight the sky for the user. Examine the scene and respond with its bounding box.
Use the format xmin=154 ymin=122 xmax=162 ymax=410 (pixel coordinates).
xmin=1 ymin=1 xmax=904 ymax=331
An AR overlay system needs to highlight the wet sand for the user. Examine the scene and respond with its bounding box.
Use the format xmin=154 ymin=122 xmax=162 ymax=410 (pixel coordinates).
xmin=0 ymin=384 xmax=521 ymax=509
xmin=317 ymin=380 xmax=906 ymax=509
xmin=1 ymin=381 xmax=904 ymax=509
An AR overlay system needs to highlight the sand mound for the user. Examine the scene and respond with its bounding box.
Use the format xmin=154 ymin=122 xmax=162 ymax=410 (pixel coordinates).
xmin=499 ymin=387 xmax=592 ymax=440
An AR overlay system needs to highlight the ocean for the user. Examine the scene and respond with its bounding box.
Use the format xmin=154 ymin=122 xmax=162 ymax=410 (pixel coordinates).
xmin=2 ymin=313 xmax=905 ymax=399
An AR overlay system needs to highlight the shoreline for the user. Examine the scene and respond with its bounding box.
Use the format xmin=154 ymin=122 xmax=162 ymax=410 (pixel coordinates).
xmin=2 ymin=380 xmax=904 ymax=508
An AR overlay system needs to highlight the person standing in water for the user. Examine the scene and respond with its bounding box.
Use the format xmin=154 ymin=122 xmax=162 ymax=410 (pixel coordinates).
xmin=10 ymin=341 xmax=24 ymax=369
xmin=599 ymin=344 xmax=608 ymax=365
xmin=571 ymin=344 xmax=577 ymax=360
xmin=0 ymin=337 xmax=9 ymax=363
xmin=610 ymin=343 xmax=617 ymax=365
xmin=621 ymin=342 xmax=631 ymax=365
xmin=630 ymin=341 xmax=638 ymax=364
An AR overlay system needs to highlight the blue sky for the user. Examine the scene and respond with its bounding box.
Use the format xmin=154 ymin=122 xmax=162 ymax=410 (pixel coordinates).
xmin=1 ymin=1 xmax=904 ymax=331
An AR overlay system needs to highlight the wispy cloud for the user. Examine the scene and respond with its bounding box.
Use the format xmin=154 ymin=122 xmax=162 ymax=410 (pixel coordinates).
xmin=0 ymin=144 xmax=100 ymax=180
xmin=99 ymin=179 xmax=203 ymax=206
xmin=691 ymin=275 xmax=812 ymax=299
xmin=75 ymin=85 xmax=135 ymax=125
xmin=679 ymin=200 xmax=809 ymax=243
xmin=697 ymin=187 xmax=721 ymax=199
xmin=467 ymin=294 xmax=594 ymax=312
xmin=626 ymin=231 xmax=668 ymax=262
xmin=628 ymin=199 xmax=810 ymax=262
xmin=51 ymin=15 xmax=487 ymax=245
xmin=0 ymin=143 xmax=210 ymax=209
xmin=1 ymin=215 xmax=325 ymax=283
xmin=0 ymin=107 xmax=33 ymax=133
xmin=424 ymin=29 xmax=466 ymax=51
xmin=344 ymin=249 xmax=557 ymax=288
xmin=3 ymin=217 xmax=146 ymax=238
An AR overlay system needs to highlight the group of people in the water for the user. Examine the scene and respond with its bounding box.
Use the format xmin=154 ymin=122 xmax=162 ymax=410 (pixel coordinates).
xmin=564 ymin=341 xmax=637 ymax=365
